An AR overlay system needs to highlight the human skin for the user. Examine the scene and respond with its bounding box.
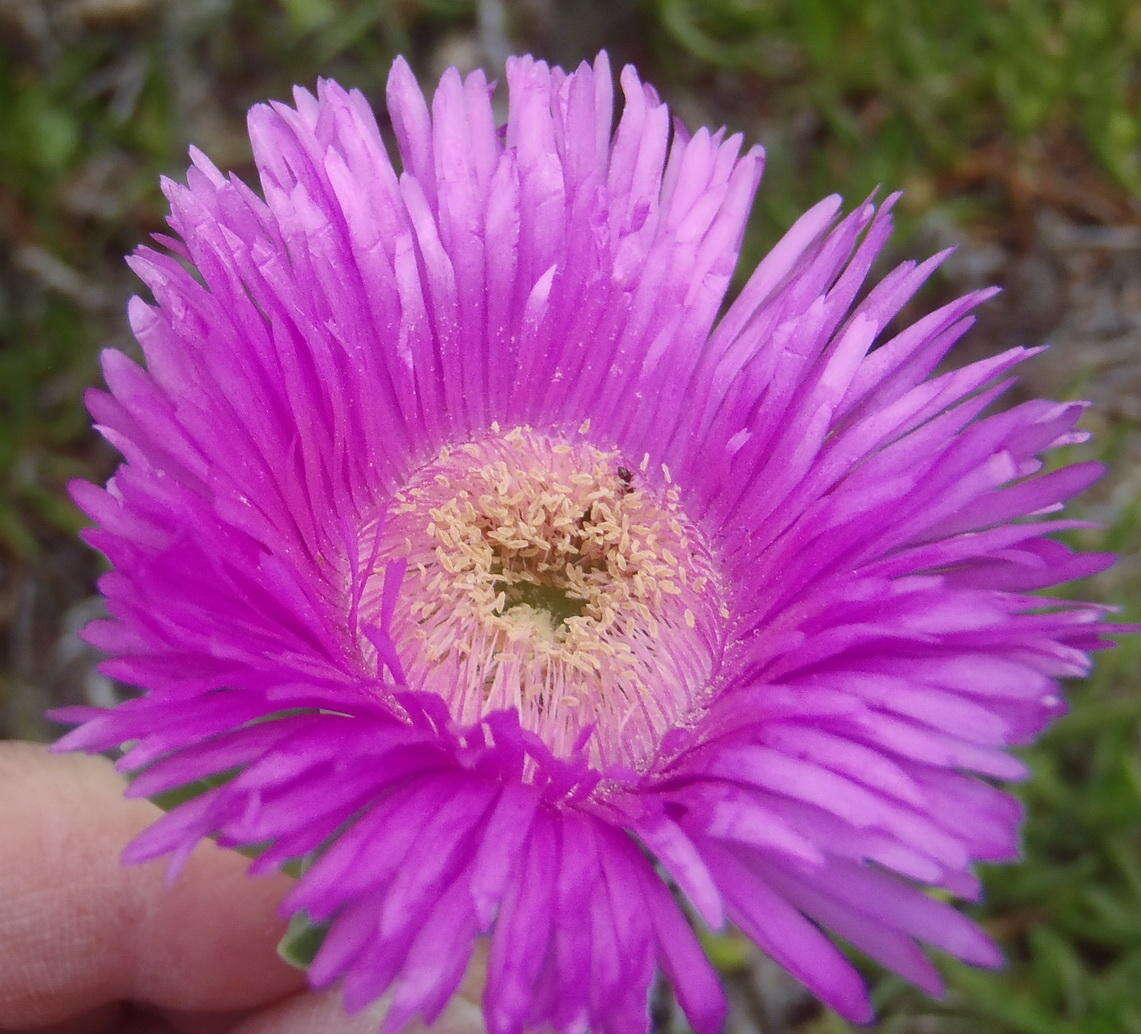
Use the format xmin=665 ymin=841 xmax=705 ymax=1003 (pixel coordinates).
xmin=0 ymin=743 xmax=484 ymax=1034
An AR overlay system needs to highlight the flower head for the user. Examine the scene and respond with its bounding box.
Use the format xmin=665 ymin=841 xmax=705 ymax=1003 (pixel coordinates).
xmin=53 ymin=52 xmax=1123 ymax=1034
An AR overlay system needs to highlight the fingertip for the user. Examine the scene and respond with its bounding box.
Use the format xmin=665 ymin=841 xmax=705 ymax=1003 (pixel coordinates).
xmin=0 ymin=743 xmax=304 ymax=1028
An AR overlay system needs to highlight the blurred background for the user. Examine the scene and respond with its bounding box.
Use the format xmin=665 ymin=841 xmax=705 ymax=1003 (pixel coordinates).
xmin=1 ymin=0 xmax=1138 ymax=1031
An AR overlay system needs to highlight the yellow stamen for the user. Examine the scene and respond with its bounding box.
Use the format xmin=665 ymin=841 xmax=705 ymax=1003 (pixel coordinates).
xmin=357 ymin=427 xmax=727 ymax=768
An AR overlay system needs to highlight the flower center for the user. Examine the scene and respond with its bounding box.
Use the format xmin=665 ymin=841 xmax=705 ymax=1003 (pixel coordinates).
xmin=358 ymin=426 xmax=728 ymax=770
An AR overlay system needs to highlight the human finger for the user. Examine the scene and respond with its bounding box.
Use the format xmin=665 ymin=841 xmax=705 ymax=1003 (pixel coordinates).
xmin=0 ymin=742 xmax=304 ymax=1029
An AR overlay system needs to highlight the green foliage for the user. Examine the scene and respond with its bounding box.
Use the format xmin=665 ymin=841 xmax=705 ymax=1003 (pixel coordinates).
xmin=654 ymin=0 xmax=1141 ymax=239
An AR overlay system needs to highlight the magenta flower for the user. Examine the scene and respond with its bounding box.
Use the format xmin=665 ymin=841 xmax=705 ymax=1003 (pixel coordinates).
xmin=53 ymin=53 xmax=1122 ymax=1033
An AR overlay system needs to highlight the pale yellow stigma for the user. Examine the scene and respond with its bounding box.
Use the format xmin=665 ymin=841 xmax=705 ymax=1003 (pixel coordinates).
xmin=358 ymin=426 xmax=727 ymax=768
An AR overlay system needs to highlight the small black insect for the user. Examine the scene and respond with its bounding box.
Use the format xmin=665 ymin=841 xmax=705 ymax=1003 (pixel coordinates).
xmin=617 ymin=466 xmax=634 ymax=493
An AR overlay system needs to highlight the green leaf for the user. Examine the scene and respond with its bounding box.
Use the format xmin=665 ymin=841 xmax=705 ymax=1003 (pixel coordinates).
xmin=278 ymin=911 xmax=331 ymax=970
xmin=147 ymin=769 xmax=239 ymax=812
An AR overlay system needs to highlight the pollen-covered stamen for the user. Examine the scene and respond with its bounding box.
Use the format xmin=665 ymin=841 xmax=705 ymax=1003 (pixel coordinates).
xmin=357 ymin=426 xmax=728 ymax=769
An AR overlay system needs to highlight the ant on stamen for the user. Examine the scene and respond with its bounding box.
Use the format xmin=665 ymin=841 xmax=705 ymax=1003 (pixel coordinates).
xmin=617 ymin=466 xmax=634 ymax=494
